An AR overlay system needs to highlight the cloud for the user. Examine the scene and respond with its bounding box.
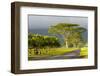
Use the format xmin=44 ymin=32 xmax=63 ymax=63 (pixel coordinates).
xmin=28 ymin=15 xmax=88 ymax=30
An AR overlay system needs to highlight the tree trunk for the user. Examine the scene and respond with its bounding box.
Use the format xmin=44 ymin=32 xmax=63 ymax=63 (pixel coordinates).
xmin=34 ymin=48 xmax=39 ymax=55
xmin=63 ymin=35 xmax=69 ymax=48
xmin=65 ymin=41 xmax=68 ymax=48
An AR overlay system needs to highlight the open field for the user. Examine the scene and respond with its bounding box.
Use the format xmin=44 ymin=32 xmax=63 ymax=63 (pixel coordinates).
xmin=28 ymin=47 xmax=88 ymax=60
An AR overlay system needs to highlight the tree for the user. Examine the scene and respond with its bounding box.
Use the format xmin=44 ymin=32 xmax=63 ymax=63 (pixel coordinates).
xmin=28 ymin=33 xmax=34 ymax=48
xmin=48 ymin=23 xmax=87 ymax=48
xmin=68 ymin=27 xmax=87 ymax=48
xmin=43 ymin=36 xmax=60 ymax=47
xmin=28 ymin=33 xmax=61 ymax=55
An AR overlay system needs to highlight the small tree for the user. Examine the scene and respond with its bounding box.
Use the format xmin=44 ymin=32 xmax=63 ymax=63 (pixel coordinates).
xmin=43 ymin=36 xmax=60 ymax=48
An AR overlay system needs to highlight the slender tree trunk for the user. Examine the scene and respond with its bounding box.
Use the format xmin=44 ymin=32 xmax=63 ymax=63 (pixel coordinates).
xmin=65 ymin=41 xmax=68 ymax=48
xmin=63 ymin=35 xmax=69 ymax=48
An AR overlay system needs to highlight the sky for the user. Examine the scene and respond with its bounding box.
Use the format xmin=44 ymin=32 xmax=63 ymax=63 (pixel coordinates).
xmin=28 ymin=15 xmax=88 ymax=41
xmin=28 ymin=15 xmax=88 ymax=30
xmin=28 ymin=15 xmax=88 ymax=37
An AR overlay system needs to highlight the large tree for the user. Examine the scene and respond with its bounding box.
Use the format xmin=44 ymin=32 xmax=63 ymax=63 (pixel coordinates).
xmin=48 ymin=23 xmax=86 ymax=48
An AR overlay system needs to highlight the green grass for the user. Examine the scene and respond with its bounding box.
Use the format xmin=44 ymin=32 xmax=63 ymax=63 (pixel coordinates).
xmin=28 ymin=47 xmax=88 ymax=58
xmin=80 ymin=47 xmax=88 ymax=57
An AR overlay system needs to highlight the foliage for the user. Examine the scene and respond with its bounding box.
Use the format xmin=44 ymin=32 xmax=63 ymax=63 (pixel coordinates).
xmin=28 ymin=33 xmax=61 ymax=54
xmin=28 ymin=33 xmax=61 ymax=48
xmin=48 ymin=23 xmax=87 ymax=48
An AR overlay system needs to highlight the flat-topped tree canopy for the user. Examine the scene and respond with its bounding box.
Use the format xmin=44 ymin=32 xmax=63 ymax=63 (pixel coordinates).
xmin=55 ymin=23 xmax=79 ymax=27
xmin=48 ymin=23 xmax=87 ymax=48
xmin=73 ymin=27 xmax=87 ymax=33
xmin=48 ymin=23 xmax=80 ymax=34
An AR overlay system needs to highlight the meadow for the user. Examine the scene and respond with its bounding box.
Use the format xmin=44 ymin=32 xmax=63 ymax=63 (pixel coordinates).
xmin=28 ymin=47 xmax=88 ymax=60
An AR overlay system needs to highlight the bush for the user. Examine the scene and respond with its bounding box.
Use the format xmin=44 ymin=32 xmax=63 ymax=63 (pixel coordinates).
xmin=28 ymin=33 xmax=61 ymax=55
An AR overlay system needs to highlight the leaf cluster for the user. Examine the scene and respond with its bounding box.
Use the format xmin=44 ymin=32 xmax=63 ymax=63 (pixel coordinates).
xmin=28 ymin=33 xmax=61 ymax=48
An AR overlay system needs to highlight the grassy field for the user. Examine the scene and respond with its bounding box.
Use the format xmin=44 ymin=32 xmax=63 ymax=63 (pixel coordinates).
xmin=28 ymin=47 xmax=88 ymax=58
xmin=80 ymin=47 xmax=88 ymax=57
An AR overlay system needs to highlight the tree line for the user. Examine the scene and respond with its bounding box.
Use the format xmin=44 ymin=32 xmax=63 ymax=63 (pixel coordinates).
xmin=28 ymin=33 xmax=60 ymax=54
